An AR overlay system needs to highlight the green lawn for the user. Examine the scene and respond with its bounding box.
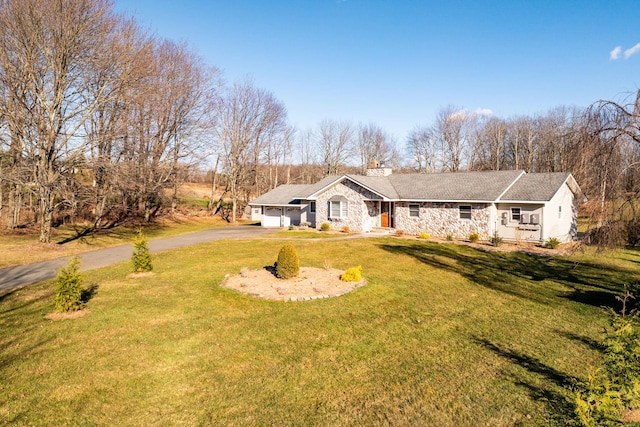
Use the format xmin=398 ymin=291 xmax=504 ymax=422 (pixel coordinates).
xmin=1 ymin=238 xmax=636 ymax=426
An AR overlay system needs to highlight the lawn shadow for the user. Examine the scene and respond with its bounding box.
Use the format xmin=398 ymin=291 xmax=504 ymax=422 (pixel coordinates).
xmin=81 ymin=284 xmax=99 ymax=303
xmin=57 ymin=226 xmax=98 ymax=245
xmin=554 ymin=329 xmax=602 ymax=352
xmin=378 ymin=241 xmax=633 ymax=309
xmin=474 ymin=337 xmax=577 ymax=424
xmin=0 ymin=288 xmax=16 ymax=304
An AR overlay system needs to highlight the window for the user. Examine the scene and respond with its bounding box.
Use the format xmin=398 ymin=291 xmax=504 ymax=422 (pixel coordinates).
xmin=329 ymin=200 xmax=348 ymax=218
xmin=459 ymin=205 xmax=472 ymax=220
xmin=511 ymin=207 xmax=521 ymax=222
xmin=309 ymin=201 xmax=316 ymax=213
xmin=558 ymin=206 xmax=562 ymax=219
xmin=409 ymin=204 xmax=420 ymax=218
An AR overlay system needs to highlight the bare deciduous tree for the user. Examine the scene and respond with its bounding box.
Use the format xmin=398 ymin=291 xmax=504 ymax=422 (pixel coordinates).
xmin=317 ymin=119 xmax=354 ymax=176
xmin=213 ymin=80 xmax=287 ymax=222
xmin=357 ymin=123 xmax=394 ymax=174
xmin=0 ymin=0 xmax=137 ymax=242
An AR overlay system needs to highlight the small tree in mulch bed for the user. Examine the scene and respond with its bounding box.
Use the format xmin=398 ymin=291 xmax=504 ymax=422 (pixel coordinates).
xmin=275 ymin=244 xmax=299 ymax=279
xmin=54 ymin=257 xmax=85 ymax=312
xmin=132 ymin=230 xmax=153 ymax=273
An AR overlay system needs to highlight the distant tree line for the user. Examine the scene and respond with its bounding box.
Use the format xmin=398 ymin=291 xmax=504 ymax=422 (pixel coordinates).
xmin=1 ymin=0 xmax=638 ymax=246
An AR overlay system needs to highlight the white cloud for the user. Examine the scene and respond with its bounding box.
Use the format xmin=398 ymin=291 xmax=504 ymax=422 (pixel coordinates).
xmin=474 ymin=108 xmax=493 ymax=117
xmin=624 ymin=43 xmax=640 ymax=59
xmin=449 ymin=108 xmax=493 ymax=121
xmin=610 ymin=46 xmax=622 ymax=60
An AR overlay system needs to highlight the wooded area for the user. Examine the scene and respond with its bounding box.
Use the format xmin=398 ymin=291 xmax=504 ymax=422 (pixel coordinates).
xmin=1 ymin=0 xmax=639 ymax=244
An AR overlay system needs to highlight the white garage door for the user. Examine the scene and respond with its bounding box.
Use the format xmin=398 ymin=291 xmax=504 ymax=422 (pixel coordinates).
xmin=262 ymin=207 xmax=282 ymax=227
xmin=284 ymin=208 xmax=300 ymax=227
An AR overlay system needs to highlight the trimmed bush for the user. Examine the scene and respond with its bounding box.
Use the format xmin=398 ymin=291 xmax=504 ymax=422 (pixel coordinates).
xmin=419 ymin=232 xmax=430 ymax=239
xmin=341 ymin=265 xmax=362 ymax=282
xmin=468 ymin=232 xmax=479 ymax=243
xmin=54 ymin=257 xmax=84 ymax=312
xmin=320 ymin=223 xmax=331 ymax=232
xmin=132 ymin=230 xmax=153 ymax=273
xmin=395 ymin=229 xmax=405 ymax=237
xmin=544 ymin=237 xmax=560 ymax=249
xmin=341 ymin=225 xmax=350 ymax=233
xmin=276 ymin=244 xmax=299 ymax=279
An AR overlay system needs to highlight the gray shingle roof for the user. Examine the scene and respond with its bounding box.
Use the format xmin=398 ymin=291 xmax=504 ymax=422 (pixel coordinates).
xmin=249 ymin=176 xmax=343 ymax=205
xmin=346 ymin=175 xmax=400 ymax=199
xmin=499 ymin=172 xmax=571 ymax=201
xmin=249 ymin=184 xmax=314 ymax=205
xmin=387 ymin=170 xmax=524 ymax=201
xmin=250 ymin=170 xmax=579 ymax=205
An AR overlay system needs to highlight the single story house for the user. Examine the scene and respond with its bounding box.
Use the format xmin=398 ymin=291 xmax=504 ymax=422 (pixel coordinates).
xmin=249 ymin=167 xmax=585 ymax=243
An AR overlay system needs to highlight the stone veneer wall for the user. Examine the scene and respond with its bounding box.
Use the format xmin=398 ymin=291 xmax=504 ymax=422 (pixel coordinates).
xmin=395 ymin=202 xmax=492 ymax=239
xmin=365 ymin=167 xmax=393 ymax=177
xmin=315 ymin=180 xmax=379 ymax=232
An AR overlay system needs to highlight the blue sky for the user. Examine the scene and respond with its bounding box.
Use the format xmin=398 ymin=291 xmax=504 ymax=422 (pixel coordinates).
xmin=114 ymin=0 xmax=640 ymax=142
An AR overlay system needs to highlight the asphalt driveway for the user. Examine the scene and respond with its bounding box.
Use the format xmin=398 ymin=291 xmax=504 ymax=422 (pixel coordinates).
xmin=0 ymin=225 xmax=275 ymax=292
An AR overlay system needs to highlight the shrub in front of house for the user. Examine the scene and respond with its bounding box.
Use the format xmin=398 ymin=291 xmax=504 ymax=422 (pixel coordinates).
xmin=54 ymin=257 xmax=85 ymax=312
xmin=132 ymin=230 xmax=152 ymax=273
xmin=468 ymin=232 xmax=479 ymax=243
xmin=276 ymin=244 xmax=299 ymax=279
xmin=395 ymin=229 xmax=404 ymax=237
xmin=341 ymin=265 xmax=362 ymax=282
xmin=320 ymin=223 xmax=331 ymax=231
xmin=341 ymin=225 xmax=350 ymax=233
xmin=419 ymin=232 xmax=430 ymax=239
xmin=446 ymin=234 xmax=453 ymax=241
xmin=491 ymin=231 xmax=503 ymax=247
xmin=544 ymin=237 xmax=560 ymax=249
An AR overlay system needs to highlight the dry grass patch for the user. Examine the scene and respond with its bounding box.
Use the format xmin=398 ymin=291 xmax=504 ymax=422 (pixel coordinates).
xmin=44 ymin=309 xmax=92 ymax=321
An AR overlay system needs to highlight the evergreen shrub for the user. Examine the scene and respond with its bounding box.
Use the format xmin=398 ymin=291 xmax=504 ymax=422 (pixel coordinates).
xmin=276 ymin=244 xmax=299 ymax=279
xmin=132 ymin=230 xmax=153 ymax=273
xmin=491 ymin=231 xmax=503 ymax=247
xmin=544 ymin=237 xmax=560 ymax=249
xmin=54 ymin=257 xmax=84 ymax=312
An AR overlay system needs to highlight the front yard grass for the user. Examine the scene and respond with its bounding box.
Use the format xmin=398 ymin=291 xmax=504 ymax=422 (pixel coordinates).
xmin=1 ymin=238 xmax=637 ymax=425
xmin=0 ymin=217 xmax=240 ymax=268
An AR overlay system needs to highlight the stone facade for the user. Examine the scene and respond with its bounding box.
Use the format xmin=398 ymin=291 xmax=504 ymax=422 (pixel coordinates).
xmin=394 ymin=202 xmax=492 ymax=239
xmin=366 ymin=167 xmax=393 ymax=177
xmin=315 ymin=180 xmax=379 ymax=232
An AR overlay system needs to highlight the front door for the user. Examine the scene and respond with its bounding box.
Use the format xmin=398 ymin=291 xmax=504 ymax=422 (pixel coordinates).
xmin=381 ymin=212 xmax=389 ymax=228
xmin=381 ymin=202 xmax=393 ymax=228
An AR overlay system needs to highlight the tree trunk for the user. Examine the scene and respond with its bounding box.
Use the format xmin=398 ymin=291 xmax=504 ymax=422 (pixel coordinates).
xmin=38 ymin=186 xmax=54 ymax=243
xmin=208 ymin=154 xmax=220 ymax=211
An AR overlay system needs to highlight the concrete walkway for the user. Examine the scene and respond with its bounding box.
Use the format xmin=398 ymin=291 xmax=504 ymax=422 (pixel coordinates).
xmin=0 ymin=226 xmax=276 ymax=292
